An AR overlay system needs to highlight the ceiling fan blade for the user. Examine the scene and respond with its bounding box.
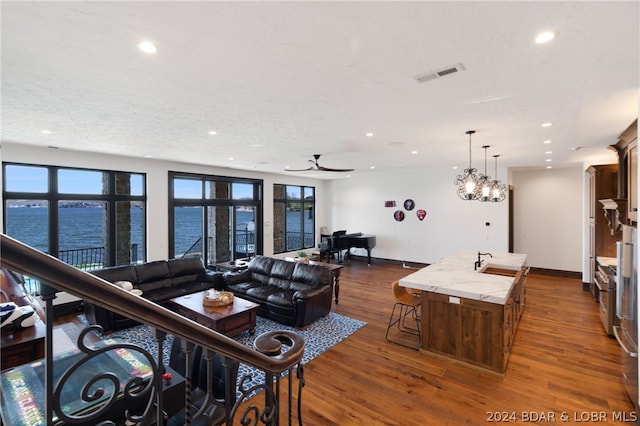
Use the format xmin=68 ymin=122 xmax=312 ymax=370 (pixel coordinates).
xmin=285 ymin=167 xmax=314 ymax=172
xmin=317 ymin=165 xmax=355 ymax=172
xmin=285 ymin=154 xmax=354 ymax=172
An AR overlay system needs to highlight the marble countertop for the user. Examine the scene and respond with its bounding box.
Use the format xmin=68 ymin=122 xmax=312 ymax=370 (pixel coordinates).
xmin=596 ymin=256 xmax=617 ymax=268
xmin=399 ymin=250 xmax=528 ymax=305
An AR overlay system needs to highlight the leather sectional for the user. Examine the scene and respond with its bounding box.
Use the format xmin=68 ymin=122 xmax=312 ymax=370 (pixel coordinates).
xmin=221 ymin=256 xmax=333 ymax=328
xmin=84 ymin=258 xmax=223 ymax=332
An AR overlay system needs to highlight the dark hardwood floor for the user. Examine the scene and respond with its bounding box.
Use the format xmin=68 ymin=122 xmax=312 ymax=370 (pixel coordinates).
xmin=250 ymin=259 xmax=636 ymax=425
xmin=55 ymin=258 xmax=636 ymax=425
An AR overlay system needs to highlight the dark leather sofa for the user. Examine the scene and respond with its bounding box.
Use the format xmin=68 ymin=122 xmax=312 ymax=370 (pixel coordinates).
xmin=221 ymin=256 xmax=333 ymax=328
xmin=84 ymin=258 xmax=223 ymax=332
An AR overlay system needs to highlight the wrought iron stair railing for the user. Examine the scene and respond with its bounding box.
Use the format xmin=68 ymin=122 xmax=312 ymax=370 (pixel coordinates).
xmin=1 ymin=233 xmax=305 ymax=426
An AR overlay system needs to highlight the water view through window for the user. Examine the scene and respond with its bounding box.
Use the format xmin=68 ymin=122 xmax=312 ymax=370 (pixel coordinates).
xmin=170 ymin=174 xmax=262 ymax=265
xmin=3 ymin=164 xmax=146 ymax=270
xmin=273 ymin=184 xmax=315 ymax=253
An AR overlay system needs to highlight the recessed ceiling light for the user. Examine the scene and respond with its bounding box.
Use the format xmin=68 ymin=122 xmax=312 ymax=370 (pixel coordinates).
xmin=411 ymin=150 xmax=418 ymax=154
xmin=208 ymin=130 xmax=217 ymax=136
xmin=138 ymin=40 xmax=157 ymax=54
xmin=541 ymin=122 xmax=553 ymax=128
xmin=228 ymin=157 xmax=234 ymax=161
xmin=452 ymin=166 xmax=458 ymax=170
xmin=41 ymin=130 xmax=52 ymax=134
xmin=370 ymin=166 xmax=375 ymax=170
xmin=545 ymin=151 xmax=552 ymax=154
xmin=543 ymin=140 xmax=552 ymax=144
xmin=546 ymin=159 xmax=552 ymax=162
xmin=546 ymin=166 xmax=553 ymax=169
xmin=365 ymin=132 xmax=374 ymax=138
xmin=535 ymin=31 xmax=557 ymax=44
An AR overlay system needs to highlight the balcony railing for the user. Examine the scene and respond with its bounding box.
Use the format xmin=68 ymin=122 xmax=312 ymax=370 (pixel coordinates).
xmin=58 ymin=246 xmax=105 ymax=270
xmin=1 ymin=234 xmax=305 ymax=425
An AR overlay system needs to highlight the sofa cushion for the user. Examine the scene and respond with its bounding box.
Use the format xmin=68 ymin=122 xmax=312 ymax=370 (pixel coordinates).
xmin=136 ymin=260 xmax=172 ymax=291
xmin=248 ymin=256 xmax=274 ymax=286
xmin=168 ymin=258 xmax=204 ymax=277
xmin=266 ymin=260 xmax=295 ymax=290
xmin=92 ymin=265 xmax=138 ymax=285
xmin=179 ymin=281 xmax=212 ymax=295
xmin=226 ymin=280 xmax=264 ymax=296
xmin=291 ymin=263 xmax=331 ymax=287
xmin=246 ymin=286 xmax=294 ymax=308
xmin=143 ymin=286 xmax=187 ymax=304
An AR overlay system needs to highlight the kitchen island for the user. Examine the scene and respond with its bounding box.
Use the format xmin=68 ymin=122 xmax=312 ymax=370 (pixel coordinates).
xmin=399 ymin=251 xmax=528 ymax=374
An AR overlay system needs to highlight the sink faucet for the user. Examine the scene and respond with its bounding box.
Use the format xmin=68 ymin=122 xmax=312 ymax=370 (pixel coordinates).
xmin=474 ymin=251 xmax=493 ymax=271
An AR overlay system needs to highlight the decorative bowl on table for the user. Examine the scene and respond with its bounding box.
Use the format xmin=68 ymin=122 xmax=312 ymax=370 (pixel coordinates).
xmin=202 ymin=289 xmax=234 ymax=307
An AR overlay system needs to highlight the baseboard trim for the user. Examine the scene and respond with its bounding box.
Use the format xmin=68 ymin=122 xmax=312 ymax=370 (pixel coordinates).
xmin=529 ymin=267 xmax=581 ymax=279
xmin=345 ymin=255 xmax=429 ymax=269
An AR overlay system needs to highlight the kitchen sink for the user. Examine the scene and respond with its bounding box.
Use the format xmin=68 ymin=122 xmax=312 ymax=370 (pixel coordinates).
xmin=480 ymin=266 xmax=518 ymax=277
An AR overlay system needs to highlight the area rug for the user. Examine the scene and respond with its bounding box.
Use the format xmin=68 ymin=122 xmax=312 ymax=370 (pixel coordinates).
xmin=102 ymin=312 xmax=366 ymax=399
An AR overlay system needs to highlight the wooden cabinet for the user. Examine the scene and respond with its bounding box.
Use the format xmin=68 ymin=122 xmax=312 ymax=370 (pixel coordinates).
xmin=586 ymin=164 xmax=619 ymax=297
xmin=0 ymin=316 xmax=45 ymax=370
xmin=609 ymin=118 xmax=638 ymax=225
xmin=421 ymin=270 xmax=525 ymax=374
xmin=628 ymin=139 xmax=637 ymax=223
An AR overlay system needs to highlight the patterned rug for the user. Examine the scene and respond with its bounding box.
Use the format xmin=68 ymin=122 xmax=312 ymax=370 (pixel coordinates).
xmin=102 ymin=312 xmax=366 ymax=399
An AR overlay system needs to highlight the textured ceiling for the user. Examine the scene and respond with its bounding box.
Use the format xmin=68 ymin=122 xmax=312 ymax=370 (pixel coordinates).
xmin=1 ymin=1 xmax=638 ymax=179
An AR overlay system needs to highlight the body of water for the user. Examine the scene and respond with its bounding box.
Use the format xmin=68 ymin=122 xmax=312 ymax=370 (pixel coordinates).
xmin=6 ymin=206 xmax=312 ymax=261
xmin=6 ymin=207 xmax=144 ymax=259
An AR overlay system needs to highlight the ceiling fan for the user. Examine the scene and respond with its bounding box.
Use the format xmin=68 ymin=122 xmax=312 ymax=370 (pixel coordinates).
xmin=285 ymin=154 xmax=355 ymax=172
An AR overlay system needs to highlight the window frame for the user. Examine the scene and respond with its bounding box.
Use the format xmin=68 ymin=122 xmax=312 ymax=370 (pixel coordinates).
xmin=168 ymin=171 xmax=263 ymax=266
xmin=2 ymin=162 xmax=147 ymax=268
xmin=273 ymin=184 xmax=316 ymax=254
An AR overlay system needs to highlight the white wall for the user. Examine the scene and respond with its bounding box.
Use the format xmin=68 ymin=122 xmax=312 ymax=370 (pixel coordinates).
xmin=0 ymin=143 xmax=326 ymax=261
xmin=326 ymin=167 xmax=510 ymax=265
xmin=511 ymin=166 xmax=583 ymax=271
xmin=2 ymin=143 xmax=593 ymax=272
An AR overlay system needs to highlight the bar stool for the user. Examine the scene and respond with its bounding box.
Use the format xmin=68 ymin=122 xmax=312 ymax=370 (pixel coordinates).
xmin=385 ymin=281 xmax=422 ymax=350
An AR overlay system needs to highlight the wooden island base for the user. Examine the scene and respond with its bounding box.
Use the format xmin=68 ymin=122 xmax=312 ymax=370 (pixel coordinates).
xmin=399 ymin=251 xmax=528 ymax=374
xmin=421 ymin=269 xmax=525 ymax=374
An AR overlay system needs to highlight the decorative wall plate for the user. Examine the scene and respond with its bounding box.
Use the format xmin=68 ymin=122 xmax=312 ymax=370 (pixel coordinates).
xmin=394 ymin=210 xmax=405 ymax=221
xmin=403 ymin=199 xmax=415 ymax=210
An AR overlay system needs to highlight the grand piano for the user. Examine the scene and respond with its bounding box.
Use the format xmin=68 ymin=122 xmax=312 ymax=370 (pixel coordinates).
xmin=319 ymin=231 xmax=377 ymax=266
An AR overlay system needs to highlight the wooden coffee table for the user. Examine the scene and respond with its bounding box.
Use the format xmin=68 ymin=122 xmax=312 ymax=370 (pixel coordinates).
xmin=169 ymin=292 xmax=259 ymax=337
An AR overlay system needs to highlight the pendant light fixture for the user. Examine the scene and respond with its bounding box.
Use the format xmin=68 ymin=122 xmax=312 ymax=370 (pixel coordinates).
xmin=489 ymin=154 xmax=507 ymax=202
xmin=476 ymin=145 xmax=493 ymax=202
xmin=454 ymin=130 xmax=480 ymax=200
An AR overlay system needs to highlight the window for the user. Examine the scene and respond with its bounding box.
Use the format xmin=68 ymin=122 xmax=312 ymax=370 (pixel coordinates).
xmin=3 ymin=164 xmax=147 ymax=276
xmin=169 ymin=173 xmax=262 ymax=267
xmin=273 ymin=184 xmax=315 ymax=254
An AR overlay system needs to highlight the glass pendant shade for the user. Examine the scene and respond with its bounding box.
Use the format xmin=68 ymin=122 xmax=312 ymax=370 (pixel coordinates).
xmin=454 ymin=130 xmax=479 ymax=200
xmin=489 ymin=154 xmax=507 ymax=202
xmin=476 ymin=145 xmax=492 ymax=202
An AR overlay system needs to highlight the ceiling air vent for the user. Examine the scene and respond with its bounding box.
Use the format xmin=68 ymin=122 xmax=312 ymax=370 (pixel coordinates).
xmin=415 ymin=63 xmax=466 ymax=83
